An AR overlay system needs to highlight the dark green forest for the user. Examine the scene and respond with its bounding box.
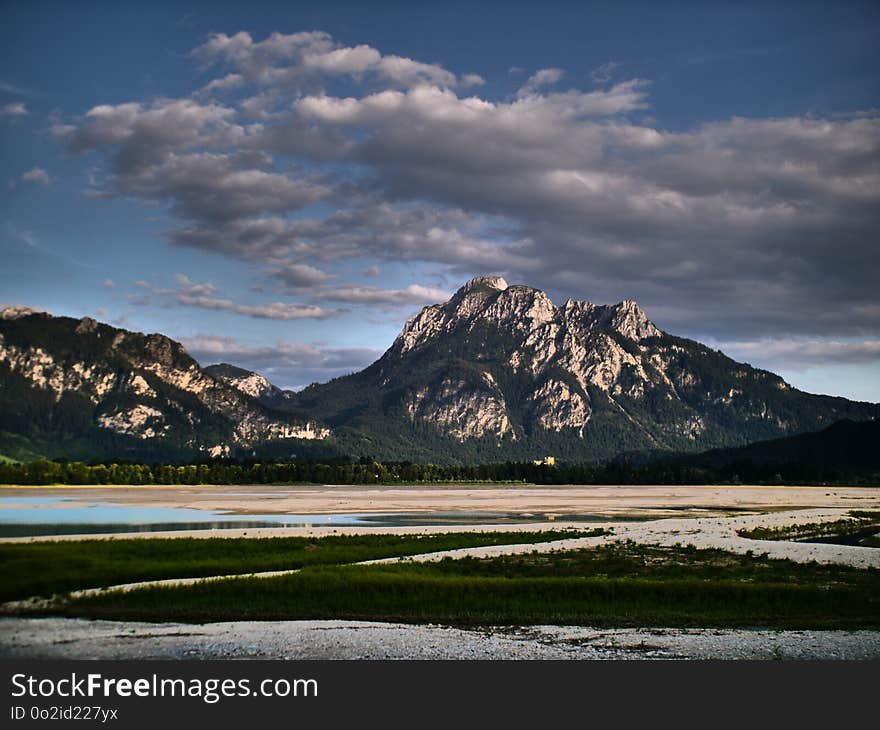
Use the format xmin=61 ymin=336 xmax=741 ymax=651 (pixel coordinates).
xmin=1 ymin=419 xmax=875 ymax=486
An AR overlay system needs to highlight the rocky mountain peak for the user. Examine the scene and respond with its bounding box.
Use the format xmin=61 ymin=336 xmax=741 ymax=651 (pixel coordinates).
xmin=483 ymin=285 xmax=556 ymax=328
xmin=74 ymin=317 xmax=99 ymax=335
xmin=394 ymin=278 xmax=665 ymax=355
xmin=459 ymin=275 xmax=508 ymax=294
xmin=0 ymin=306 xmax=49 ymax=320
xmin=608 ymin=299 xmax=661 ymax=341
xmin=142 ymin=333 xmax=191 ymax=367
xmin=445 ymin=275 xmax=510 ymax=319
xmin=205 ymin=363 xmax=279 ymax=400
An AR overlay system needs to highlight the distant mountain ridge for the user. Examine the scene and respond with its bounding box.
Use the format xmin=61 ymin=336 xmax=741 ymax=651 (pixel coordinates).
xmin=0 ymin=309 xmax=329 ymax=461
xmin=681 ymin=418 xmax=880 ymax=475
xmin=2 ymin=277 xmax=878 ymax=463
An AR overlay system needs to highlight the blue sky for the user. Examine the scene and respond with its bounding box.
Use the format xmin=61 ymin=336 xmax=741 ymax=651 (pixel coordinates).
xmin=1 ymin=0 xmax=878 ymax=398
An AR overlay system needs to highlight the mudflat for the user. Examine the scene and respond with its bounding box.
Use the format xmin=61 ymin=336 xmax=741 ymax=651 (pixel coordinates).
xmin=2 ymin=483 xmax=877 ymax=517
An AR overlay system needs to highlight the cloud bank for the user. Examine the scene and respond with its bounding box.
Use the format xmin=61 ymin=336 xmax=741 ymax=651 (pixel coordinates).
xmin=52 ymin=29 xmax=880 ymax=371
xmin=183 ymin=334 xmax=381 ymax=389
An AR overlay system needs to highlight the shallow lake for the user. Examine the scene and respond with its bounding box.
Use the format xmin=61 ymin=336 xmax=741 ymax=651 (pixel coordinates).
xmin=0 ymin=497 xmax=628 ymax=537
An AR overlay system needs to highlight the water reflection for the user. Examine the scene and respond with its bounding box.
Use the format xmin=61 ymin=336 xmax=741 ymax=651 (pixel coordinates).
xmin=0 ymin=496 xmax=636 ymax=537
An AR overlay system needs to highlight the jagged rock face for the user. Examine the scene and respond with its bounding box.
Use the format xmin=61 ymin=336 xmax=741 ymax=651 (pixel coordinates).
xmin=406 ymin=371 xmax=514 ymax=441
xmin=385 ymin=277 xmax=667 ymax=438
xmin=97 ymin=405 xmax=167 ymax=439
xmin=204 ymin=363 xmax=280 ymax=400
xmin=530 ymin=379 xmax=590 ymax=434
xmin=0 ymin=306 xmax=47 ymax=320
xmin=295 ymin=276 xmax=880 ymax=461
xmin=0 ymin=309 xmax=329 ymax=460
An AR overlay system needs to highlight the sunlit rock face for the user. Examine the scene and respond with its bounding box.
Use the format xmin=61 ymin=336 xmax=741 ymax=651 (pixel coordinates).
xmin=0 ymin=308 xmax=330 ymax=460
xmin=203 ymin=363 xmax=278 ymax=400
xmin=293 ymin=277 xmax=880 ymax=462
xmin=385 ymin=277 xmax=670 ymax=441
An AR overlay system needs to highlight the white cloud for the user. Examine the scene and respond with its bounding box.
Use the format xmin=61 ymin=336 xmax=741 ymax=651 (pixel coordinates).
xmin=517 ymin=68 xmax=565 ymax=98
xmin=174 ymin=273 xmax=217 ymax=296
xmin=715 ymin=338 xmax=880 ymax=371
xmin=1 ymin=101 xmax=27 ymax=117
xmin=132 ymin=274 xmax=339 ymax=320
xmin=375 ymin=55 xmax=457 ymax=88
xmin=261 ymin=204 xmax=537 ymax=275
xmin=54 ymin=29 xmax=880 ymax=342
xmin=175 ymin=295 xmax=337 ymax=320
xmin=270 ymin=263 xmax=331 ymax=288
xmin=192 ymin=30 xmax=471 ymax=91
xmin=199 ymin=73 xmax=245 ymax=94
xmin=21 ymin=167 xmax=52 ymax=185
xmin=302 ymin=44 xmax=382 ymax=74
xmin=182 ymin=334 xmax=381 ymax=389
xmin=315 ymin=283 xmax=451 ymax=306
xmin=57 ymin=99 xmax=238 ymax=155
xmin=461 ymin=73 xmax=486 ymax=87
xmin=54 ymin=99 xmax=334 ymax=231
xmin=192 ymin=30 xmax=333 ymax=71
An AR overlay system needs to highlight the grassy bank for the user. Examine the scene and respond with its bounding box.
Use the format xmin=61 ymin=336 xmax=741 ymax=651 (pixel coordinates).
xmin=738 ymin=510 xmax=880 ymax=542
xmin=57 ymin=543 xmax=880 ymax=629
xmin=0 ymin=529 xmax=605 ymax=603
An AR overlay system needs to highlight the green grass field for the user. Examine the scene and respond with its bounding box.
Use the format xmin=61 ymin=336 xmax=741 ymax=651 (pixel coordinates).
xmin=0 ymin=528 xmax=605 ymax=602
xmin=52 ymin=542 xmax=880 ymax=629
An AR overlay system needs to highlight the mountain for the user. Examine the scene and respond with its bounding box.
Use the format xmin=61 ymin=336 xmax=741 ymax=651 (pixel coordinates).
xmin=203 ymin=363 xmax=282 ymax=402
xmin=3 ymin=278 xmax=878 ymax=464
xmin=283 ymin=276 xmax=880 ymax=463
xmin=0 ymin=308 xmax=330 ymax=461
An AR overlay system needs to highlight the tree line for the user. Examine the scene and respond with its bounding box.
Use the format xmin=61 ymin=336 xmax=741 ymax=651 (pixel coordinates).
xmin=0 ymin=457 xmax=875 ymax=486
